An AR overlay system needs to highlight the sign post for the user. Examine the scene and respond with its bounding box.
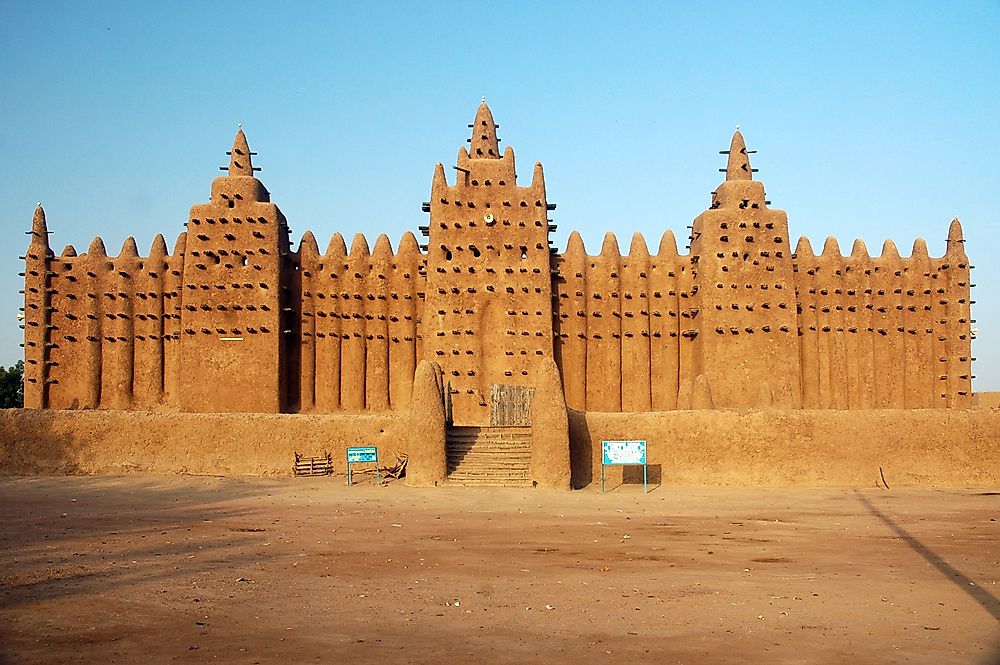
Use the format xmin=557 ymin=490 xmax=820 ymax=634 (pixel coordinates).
xmin=346 ymin=446 xmax=380 ymax=486
xmin=601 ymin=440 xmax=648 ymax=493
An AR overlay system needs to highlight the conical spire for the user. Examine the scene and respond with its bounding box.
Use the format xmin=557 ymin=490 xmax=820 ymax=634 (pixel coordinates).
xmin=724 ymin=129 xmax=753 ymax=181
xmin=911 ymin=237 xmax=929 ymax=259
xmin=794 ymin=236 xmax=815 ymax=258
xmin=60 ymin=245 xmax=77 ymax=258
xmin=228 ymin=127 xmax=255 ymax=176
xmin=469 ymin=100 xmax=500 ymax=159
xmin=30 ymin=204 xmax=49 ymax=248
xmin=946 ymin=218 xmax=965 ymax=256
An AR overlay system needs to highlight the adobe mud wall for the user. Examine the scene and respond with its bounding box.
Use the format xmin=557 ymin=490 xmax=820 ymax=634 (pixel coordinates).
xmin=22 ymin=102 xmax=974 ymax=419
xmin=973 ymin=392 xmax=1000 ymax=408
xmin=0 ymin=409 xmax=405 ymax=477
xmin=569 ymin=408 xmax=1000 ymax=488
xmin=3 ymin=407 xmax=996 ymax=488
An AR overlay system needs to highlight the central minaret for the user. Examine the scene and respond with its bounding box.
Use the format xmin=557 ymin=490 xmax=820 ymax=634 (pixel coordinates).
xmin=688 ymin=130 xmax=801 ymax=407
xmin=423 ymin=101 xmax=555 ymax=423
xmin=179 ymin=129 xmax=294 ymax=412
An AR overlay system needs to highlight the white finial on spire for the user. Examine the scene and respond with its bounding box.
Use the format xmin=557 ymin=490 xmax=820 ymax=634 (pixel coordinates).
xmin=482 ymin=96 xmax=486 ymax=103
xmin=238 ymin=122 xmax=242 ymax=128
xmin=736 ymin=124 xmax=740 ymax=131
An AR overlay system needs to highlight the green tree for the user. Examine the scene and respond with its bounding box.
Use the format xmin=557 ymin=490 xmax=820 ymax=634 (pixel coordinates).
xmin=0 ymin=360 xmax=24 ymax=408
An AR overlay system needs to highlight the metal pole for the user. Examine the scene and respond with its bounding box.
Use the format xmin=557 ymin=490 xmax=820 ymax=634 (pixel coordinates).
xmin=601 ymin=464 xmax=605 ymax=493
xmin=643 ymin=463 xmax=648 ymax=494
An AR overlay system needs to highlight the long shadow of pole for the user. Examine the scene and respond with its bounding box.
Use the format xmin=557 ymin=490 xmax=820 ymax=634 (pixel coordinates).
xmin=854 ymin=490 xmax=1000 ymax=623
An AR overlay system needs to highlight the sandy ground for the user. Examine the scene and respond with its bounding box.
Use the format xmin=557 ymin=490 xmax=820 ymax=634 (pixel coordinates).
xmin=0 ymin=475 xmax=998 ymax=665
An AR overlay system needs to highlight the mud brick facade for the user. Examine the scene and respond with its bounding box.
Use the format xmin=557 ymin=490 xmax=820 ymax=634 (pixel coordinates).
xmin=22 ymin=102 xmax=974 ymax=421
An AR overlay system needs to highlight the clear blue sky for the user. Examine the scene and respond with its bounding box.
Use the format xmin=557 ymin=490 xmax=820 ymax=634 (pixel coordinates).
xmin=2 ymin=2 xmax=998 ymax=389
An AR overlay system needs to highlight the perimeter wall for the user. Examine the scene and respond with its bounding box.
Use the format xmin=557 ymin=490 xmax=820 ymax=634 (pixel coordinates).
xmin=2 ymin=407 xmax=998 ymax=487
xmin=569 ymin=408 xmax=1000 ymax=488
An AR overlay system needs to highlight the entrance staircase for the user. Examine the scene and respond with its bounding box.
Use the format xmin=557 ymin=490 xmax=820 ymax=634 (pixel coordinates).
xmin=446 ymin=426 xmax=532 ymax=487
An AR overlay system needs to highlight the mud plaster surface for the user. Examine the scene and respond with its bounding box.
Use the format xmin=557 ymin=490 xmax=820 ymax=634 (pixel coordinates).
xmin=0 ymin=476 xmax=998 ymax=665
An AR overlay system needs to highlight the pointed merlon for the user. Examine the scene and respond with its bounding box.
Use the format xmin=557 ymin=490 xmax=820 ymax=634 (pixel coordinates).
xmin=628 ymin=232 xmax=650 ymax=258
xmin=228 ymin=128 xmax=254 ymax=177
xmin=60 ymin=245 xmax=78 ymax=258
xmin=880 ymin=239 xmax=900 ymax=259
xmin=469 ymin=101 xmax=500 ymax=159
xmin=432 ymin=163 xmax=447 ymax=193
xmin=372 ymin=233 xmax=394 ymax=260
xmin=298 ymin=231 xmax=320 ymax=258
xmin=119 ymin=236 xmax=139 ymax=258
xmin=565 ymin=230 xmax=586 ymax=258
xmin=821 ymin=236 xmax=842 ymax=257
xmin=30 ymin=204 xmax=50 ymax=248
xmin=600 ymin=232 xmax=621 ymax=258
xmin=349 ymin=233 xmax=370 ymax=258
xmin=397 ymin=231 xmax=421 ymax=257
xmin=531 ymin=162 xmax=545 ymax=189
xmin=794 ymin=236 xmax=815 ymax=258
xmin=725 ymin=129 xmax=753 ymax=181
xmin=150 ymin=234 xmax=168 ymax=259
xmin=88 ymin=236 xmax=108 ymax=257
xmin=326 ymin=233 xmax=347 ymax=259
xmin=658 ymin=230 xmax=679 ymax=257
xmin=850 ymin=239 xmax=870 ymax=259
xmin=172 ymin=231 xmax=187 ymax=256
xmin=911 ymin=237 xmax=929 ymax=259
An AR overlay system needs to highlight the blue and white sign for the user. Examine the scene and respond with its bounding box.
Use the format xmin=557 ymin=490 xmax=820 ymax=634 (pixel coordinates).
xmin=346 ymin=446 xmax=380 ymax=486
xmin=347 ymin=446 xmax=378 ymax=463
xmin=602 ymin=440 xmax=646 ymax=465
xmin=601 ymin=440 xmax=649 ymax=493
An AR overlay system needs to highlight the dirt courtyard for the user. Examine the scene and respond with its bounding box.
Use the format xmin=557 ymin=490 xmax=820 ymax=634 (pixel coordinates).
xmin=1 ymin=476 xmax=997 ymax=664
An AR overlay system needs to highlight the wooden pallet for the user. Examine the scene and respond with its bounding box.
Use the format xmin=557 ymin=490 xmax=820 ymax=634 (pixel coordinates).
xmin=293 ymin=451 xmax=333 ymax=477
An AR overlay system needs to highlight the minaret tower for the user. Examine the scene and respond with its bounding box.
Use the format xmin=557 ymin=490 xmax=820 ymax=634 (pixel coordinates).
xmin=688 ymin=130 xmax=801 ymax=407
xmin=423 ymin=101 xmax=555 ymax=423
xmin=23 ymin=204 xmax=53 ymax=408
xmin=180 ymin=128 xmax=294 ymax=412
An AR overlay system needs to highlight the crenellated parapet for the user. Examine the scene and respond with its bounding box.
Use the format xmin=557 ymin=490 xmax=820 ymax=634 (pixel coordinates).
xmin=296 ymin=230 xmax=425 ymax=413
xmin=791 ymin=222 xmax=972 ymax=408
xmin=24 ymin=224 xmax=186 ymax=410
xmin=551 ymin=230 xmax=690 ymax=412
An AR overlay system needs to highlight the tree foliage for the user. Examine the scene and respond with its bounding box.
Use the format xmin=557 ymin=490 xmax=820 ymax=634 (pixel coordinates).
xmin=0 ymin=360 xmax=24 ymax=408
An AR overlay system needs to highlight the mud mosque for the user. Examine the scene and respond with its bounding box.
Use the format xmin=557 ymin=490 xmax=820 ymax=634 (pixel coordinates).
xmin=22 ymin=102 xmax=973 ymax=425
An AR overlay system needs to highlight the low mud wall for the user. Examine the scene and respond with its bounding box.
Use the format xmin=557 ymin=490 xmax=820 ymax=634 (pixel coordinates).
xmin=570 ymin=408 xmax=1000 ymax=488
xmin=973 ymin=392 xmax=1000 ymax=408
xmin=0 ymin=409 xmax=405 ymax=477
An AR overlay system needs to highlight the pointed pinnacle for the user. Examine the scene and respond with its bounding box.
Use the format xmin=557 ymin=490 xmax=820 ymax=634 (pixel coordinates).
xmin=725 ymin=129 xmax=753 ymax=181
xmin=469 ymin=101 xmax=500 ymax=159
xmin=229 ymin=128 xmax=254 ymax=176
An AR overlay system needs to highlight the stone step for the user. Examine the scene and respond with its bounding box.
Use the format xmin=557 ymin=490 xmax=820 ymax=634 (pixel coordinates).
xmin=445 ymin=426 xmax=532 ymax=487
